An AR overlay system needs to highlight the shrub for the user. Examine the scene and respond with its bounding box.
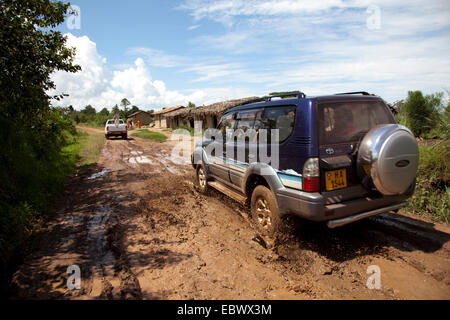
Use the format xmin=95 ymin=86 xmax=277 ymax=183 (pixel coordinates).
xmin=403 ymin=91 xmax=442 ymax=137
xmin=407 ymin=142 xmax=450 ymax=223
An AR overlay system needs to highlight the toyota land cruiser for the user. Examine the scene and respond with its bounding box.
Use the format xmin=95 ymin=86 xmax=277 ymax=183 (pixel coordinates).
xmin=191 ymin=92 xmax=419 ymax=237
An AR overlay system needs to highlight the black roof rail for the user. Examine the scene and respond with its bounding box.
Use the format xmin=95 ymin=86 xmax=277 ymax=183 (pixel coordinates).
xmin=335 ymin=91 xmax=372 ymax=96
xmin=241 ymin=97 xmax=266 ymax=106
xmin=241 ymin=91 xmax=306 ymax=106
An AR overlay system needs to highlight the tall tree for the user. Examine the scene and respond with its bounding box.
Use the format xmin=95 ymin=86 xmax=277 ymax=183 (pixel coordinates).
xmin=0 ymin=0 xmax=80 ymax=290
xmin=99 ymin=107 xmax=109 ymax=116
xmin=112 ymin=104 xmax=120 ymax=114
xmin=129 ymin=105 xmax=140 ymax=114
xmin=0 ymin=0 xmax=80 ymax=120
xmin=81 ymin=104 xmax=96 ymax=115
xmin=404 ymin=91 xmax=441 ymax=137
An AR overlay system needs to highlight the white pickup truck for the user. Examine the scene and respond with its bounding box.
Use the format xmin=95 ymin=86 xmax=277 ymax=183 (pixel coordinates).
xmin=105 ymin=119 xmax=127 ymax=140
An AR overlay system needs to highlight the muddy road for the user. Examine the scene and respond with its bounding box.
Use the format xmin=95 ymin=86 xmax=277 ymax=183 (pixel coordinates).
xmin=10 ymin=131 xmax=450 ymax=299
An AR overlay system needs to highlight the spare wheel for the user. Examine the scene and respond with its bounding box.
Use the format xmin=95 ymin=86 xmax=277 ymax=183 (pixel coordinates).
xmin=357 ymin=124 xmax=419 ymax=196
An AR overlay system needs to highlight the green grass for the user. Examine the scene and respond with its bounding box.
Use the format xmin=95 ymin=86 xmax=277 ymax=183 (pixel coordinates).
xmin=77 ymin=122 xmax=104 ymax=130
xmin=132 ymin=129 xmax=168 ymax=142
xmin=76 ymin=130 xmax=106 ymax=167
xmin=175 ymin=125 xmax=195 ymax=136
xmin=405 ymin=141 xmax=450 ymax=223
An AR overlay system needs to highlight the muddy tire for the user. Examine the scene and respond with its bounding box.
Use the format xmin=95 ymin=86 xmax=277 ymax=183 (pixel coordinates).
xmin=105 ymin=135 xmax=109 ymax=140
xmin=195 ymin=164 xmax=209 ymax=194
xmin=250 ymin=185 xmax=281 ymax=239
xmin=122 ymin=134 xmax=127 ymax=140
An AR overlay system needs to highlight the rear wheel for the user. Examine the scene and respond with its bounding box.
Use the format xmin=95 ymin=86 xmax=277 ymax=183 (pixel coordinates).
xmin=250 ymin=185 xmax=281 ymax=239
xmin=195 ymin=164 xmax=209 ymax=194
xmin=122 ymin=134 xmax=127 ymax=140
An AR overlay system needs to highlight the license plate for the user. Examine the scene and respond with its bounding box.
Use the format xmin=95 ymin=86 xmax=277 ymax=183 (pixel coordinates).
xmin=325 ymin=169 xmax=347 ymax=191
xmin=112 ymin=132 xmax=122 ymax=135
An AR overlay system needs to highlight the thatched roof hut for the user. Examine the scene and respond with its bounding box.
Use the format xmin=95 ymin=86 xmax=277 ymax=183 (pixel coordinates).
xmin=191 ymin=96 xmax=258 ymax=117
xmin=165 ymin=97 xmax=258 ymax=129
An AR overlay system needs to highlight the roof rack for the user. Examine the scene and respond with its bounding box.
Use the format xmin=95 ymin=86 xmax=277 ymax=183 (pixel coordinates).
xmin=335 ymin=91 xmax=371 ymax=96
xmin=241 ymin=91 xmax=306 ymax=106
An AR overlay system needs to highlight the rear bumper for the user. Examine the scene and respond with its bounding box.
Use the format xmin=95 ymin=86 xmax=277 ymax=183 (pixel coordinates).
xmin=106 ymin=131 xmax=126 ymax=136
xmin=276 ymin=186 xmax=411 ymax=224
xmin=326 ymin=202 xmax=407 ymax=228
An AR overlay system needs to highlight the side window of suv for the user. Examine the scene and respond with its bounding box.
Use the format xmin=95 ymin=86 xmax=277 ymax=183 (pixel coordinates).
xmin=218 ymin=113 xmax=236 ymax=141
xmin=260 ymin=106 xmax=297 ymax=143
xmin=235 ymin=110 xmax=257 ymax=142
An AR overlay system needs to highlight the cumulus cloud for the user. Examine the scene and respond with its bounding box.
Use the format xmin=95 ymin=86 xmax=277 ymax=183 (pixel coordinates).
xmin=49 ymin=34 xmax=219 ymax=111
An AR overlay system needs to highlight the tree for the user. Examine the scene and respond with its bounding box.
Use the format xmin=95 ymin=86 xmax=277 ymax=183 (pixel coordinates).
xmin=121 ymin=97 xmax=130 ymax=111
xmin=187 ymin=101 xmax=196 ymax=108
xmin=99 ymin=107 xmax=109 ymax=116
xmin=119 ymin=98 xmax=131 ymax=118
xmin=81 ymin=104 xmax=96 ymax=115
xmin=0 ymin=0 xmax=80 ymax=119
xmin=129 ymin=105 xmax=140 ymax=115
xmin=0 ymin=0 xmax=80 ymax=289
xmin=404 ymin=91 xmax=441 ymax=137
xmin=112 ymin=104 xmax=120 ymax=114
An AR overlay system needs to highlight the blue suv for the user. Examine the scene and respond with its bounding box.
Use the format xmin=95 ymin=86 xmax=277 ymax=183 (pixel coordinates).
xmin=191 ymin=92 xmax=419 ymax=238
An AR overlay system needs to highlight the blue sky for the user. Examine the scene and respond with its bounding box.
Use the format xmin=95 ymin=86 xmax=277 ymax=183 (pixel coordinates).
xmin=50 ymin=0 xmax=450 ymax=111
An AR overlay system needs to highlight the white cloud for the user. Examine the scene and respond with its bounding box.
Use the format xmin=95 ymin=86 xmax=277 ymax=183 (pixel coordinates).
xmin=179 ymin=0 xmax=450 ymax=101
xmin=126 ymin=47 xmax=187 ymax=67
xmin=188 ymin=24 xmax=201 ymax=30
xmin=49 ymin=34 xmax=235 ymax=110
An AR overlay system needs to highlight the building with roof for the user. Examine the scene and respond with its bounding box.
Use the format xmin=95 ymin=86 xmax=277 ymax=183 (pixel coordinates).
xmin=153 ymin=105 xmax=185 ymax=128
xmin=127 ymin=110 xmax=154 ymax=126
xmin=165 ymin=97 xmax=258 ymax=130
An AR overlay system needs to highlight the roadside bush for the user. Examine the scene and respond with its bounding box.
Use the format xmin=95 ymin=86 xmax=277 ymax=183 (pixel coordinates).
xmin=407 ymin=142 xmax=450 ymax=223
xmin=0 ymin=0 xmax=80 ymax=294
xmin=403 ymin=91 xmax=442 ymax=137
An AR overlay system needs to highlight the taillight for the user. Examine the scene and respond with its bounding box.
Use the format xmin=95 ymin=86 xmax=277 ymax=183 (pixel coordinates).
xmin=303 ymin=158 xmax=320 ymax=192
xmin=304 ymin=177 xmax=320 ymax=192
xmin=107 ymin=126 xmax=109 ymax=131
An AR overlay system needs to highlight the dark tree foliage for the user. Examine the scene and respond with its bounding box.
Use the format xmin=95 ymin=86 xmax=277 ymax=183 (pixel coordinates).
xmin=129 ymin=105 xmax=140 ymax=115
xmin=81 ymin=104 xmax=96 ymax=115
xmin=99 ymin=107 xmax=110 ymax=116
xmin=0 ymin=0 xmax=80 ymax=291
xmin=404 ymin=91 xmax=441 ymax=137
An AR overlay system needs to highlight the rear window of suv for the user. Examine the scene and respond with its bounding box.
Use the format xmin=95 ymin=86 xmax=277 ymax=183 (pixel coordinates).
xmin=318 ymin=101 xmax=395 ymax=146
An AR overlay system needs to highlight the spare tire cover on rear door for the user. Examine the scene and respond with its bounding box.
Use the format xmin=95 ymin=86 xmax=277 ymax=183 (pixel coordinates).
xmin=357 ymin=124 xmax=419 ymax=196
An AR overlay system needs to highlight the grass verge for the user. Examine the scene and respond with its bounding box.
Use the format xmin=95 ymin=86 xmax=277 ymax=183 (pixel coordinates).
xmin=405 ymin=140 xmax=449 ymax=223
xmin=74 ymin=130 xmax=106 ymax=168
xmin=1 ymin=129 xmax=105 ymax=295
xmin=132 ymin=129 xmax=168 ymax=142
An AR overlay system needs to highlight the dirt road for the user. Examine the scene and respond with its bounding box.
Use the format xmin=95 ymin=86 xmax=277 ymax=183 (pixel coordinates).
xmin=10 ymin=130 xmax=450 ymax=299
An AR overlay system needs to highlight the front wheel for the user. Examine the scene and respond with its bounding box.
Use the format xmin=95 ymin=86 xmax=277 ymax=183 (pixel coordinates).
xmin=195 ymin=164 xmax=209 ymax=194
xmin=250 ymin=185 xmax=281 ymax=238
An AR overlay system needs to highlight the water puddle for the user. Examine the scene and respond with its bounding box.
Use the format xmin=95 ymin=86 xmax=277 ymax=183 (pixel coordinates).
xmin=88 ymin=169 xmax=110 ymax=180
xmin=129 ymin=155 xmax=153 ymax=165
xmin=88 ymin=206 xmax=115 ymax=276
